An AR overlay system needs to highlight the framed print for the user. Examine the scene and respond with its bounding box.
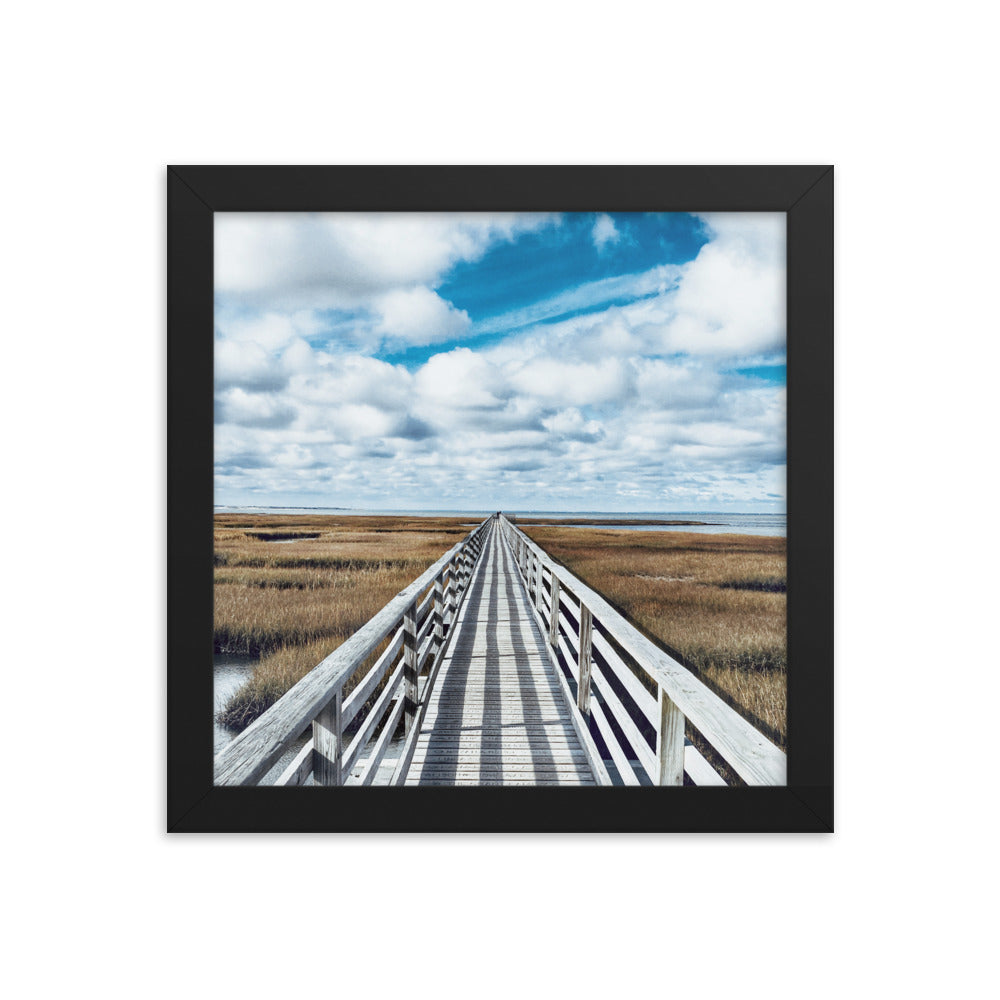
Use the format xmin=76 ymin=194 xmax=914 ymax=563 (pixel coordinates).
xmin=168 ymin=165 xmax=833 ymax=832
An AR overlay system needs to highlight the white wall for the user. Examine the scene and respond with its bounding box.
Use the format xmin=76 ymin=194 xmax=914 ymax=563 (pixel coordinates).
xmin=5 ymin=3 xmax=994 ymax=998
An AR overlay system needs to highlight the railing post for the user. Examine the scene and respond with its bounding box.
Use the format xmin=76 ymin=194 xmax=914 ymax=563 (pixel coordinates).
xmin=549 ymin=575 xmax=561 ymax=647
xmin=432 ymin=574 xmax=444 ymax=657
xmin=403 ymin=598 xmax=418 ymax=735
xmin=444 ymin=561 xmax=455 ymax=625
xmin=577 ymin=603 xmax=593 ymax=714
xmin=657 ymin=686 xmax=685 ymax=785
xmin=313 ymin=690 xmax=343 ymax=786
xmin=535 ymin=560 xmax=545 ymax=612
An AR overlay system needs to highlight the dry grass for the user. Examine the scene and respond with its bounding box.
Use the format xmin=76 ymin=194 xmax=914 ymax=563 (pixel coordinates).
xmin=214 ymin=515 xmax=470 ymax=730
xmin=521 ymin=525 xmax=787 ymax=745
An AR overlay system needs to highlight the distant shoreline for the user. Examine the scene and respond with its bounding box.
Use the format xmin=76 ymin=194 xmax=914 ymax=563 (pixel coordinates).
xmin=214 ymin=506 xmax=785 ymax=518
xmin=514 ymin=517 xmax=716 ymax=526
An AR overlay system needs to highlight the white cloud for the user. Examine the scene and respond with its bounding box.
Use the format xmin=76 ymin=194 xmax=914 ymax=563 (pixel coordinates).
xmin=215 ymin=212 xmax=557 ymax=308
xmin=374 ymin=286 xmax=470 ymax=346
xmin=542 ymin=408 xmax=604 ymax=442
xmin=474 ymin=264 xmax=681 ymax=341
xmin=509 ymin=356 xmax=631 ymax=407
xmin=592 ymin=213 xmax=620 ymax=252
xmin=215 ymin=388 xmax=297 ymax=429
xmin=633 ymin=359 xmax=723 ymax=410
xmin=491 ymin=212 xmax=785 ymax=360
xmin=215 ymin=339 xmax=288 ymax=392
xmin=665 ymin=212 xmax=786 ymax=355
xmin=414 ymin=348 xmax=510 ymax=412
xmin=214 ymin=212 xmax=787 ymax=510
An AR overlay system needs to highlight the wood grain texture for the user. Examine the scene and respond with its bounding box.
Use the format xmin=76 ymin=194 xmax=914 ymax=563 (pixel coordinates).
xmin=577 ymin=604 xmax=593 ymax=715
xmin=341 ymin=661 xmax=405 ymax=777
xmin=405 ymin=522 xmax=596 ymax=787
xmin=357 ymin=695 xmax=406 ymax=786
xmin=214 ymin=525 xmax=488 ymax=785
xmin=403 ymin=599 xmax=418 ymax=736
xmin=548 ymin=576 xmax=561 ymax=648
xmin=274 ymin=739 xmax=314 ymax=787
xmin=341 ymin=627 xmax=403 ymax=729
xmin=313 ymin=691 xmax=342 ymax=786
xmin=657 ymin=686 xmax=685 ymax=786
xmin=499 ymin=516 xmax=786 ymax=786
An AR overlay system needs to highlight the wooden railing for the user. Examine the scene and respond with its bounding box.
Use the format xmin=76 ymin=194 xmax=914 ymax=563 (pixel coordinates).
xmin=214 ymin=516 xmax=494 ymax=786
xmin=497 ymin=514 xmax=786 ymax=786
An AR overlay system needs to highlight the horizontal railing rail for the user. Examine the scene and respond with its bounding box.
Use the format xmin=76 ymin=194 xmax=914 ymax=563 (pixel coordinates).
xmin=498 ymin=514 xmax=786 ymax=786
xmin=214 ymin=515 xmax=494 ymax=786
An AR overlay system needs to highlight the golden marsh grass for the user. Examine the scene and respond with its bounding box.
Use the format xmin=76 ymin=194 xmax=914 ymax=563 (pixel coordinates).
xmin=214 ymin=515 xmax=471 ymax=729
xmin=519 ymin=524 xmax=787 ymax=745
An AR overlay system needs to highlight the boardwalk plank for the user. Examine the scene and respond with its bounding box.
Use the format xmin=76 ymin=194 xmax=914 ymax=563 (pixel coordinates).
xmin=406 ymin=522 xmax=595 ymax=787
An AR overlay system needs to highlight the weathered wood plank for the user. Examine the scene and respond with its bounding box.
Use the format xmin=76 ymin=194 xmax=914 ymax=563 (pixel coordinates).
xmin=501 ymin=516 xmax=786 ymax=786
xmin=432 ymin=577 xmax=444 ymax=659
xmin=341 ymin=660 xmax=405 ymax=777
xmin=274 ymin=738 xmax=314 ymax=787
xmin=312 ymin=691 xmax=342 ymax=786
xmin=357 ymin=695 xmax=406 ymax=786
xmin=389 ymin=528 xmax=491 ymax=786
xmin=588 ymin=694 xmax=641 ymax=786
xmin=589 ymin=656 xmax=657 ymax=781
xmin=590 ymin=628 xmax=658 ymax=731
xmin=398 ymin=522 xmax=597 ymax=786
xmin=407 ymin=777 xmax=597 ymax=786
xmin=402 ymin=599 xmax=418 ymax=736
xmin=657 ymin=686 xmax=685 ymax=786
xmin=685 ymin=742 xmax=728 ymax=786
xmin=556 ymin=630 xmax=580 ymax=685
xmin=412 ymin=749 xmax=588 ymax=760
xmin=341 ymin=627 xmax=404 ymax=728
xmin=548 ymin=576 xmax=561 ymax=647
xmin=577 ymin=603 xmax=593 ymax=714
xmin=407 ymin=764 xmax=595 ymax=777
xmin=214 ymin=528 xmax=481 ymax=785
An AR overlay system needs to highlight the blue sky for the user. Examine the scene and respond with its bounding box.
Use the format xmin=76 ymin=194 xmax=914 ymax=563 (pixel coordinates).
xmin=214 ymin=211 xmax=786 ymax=511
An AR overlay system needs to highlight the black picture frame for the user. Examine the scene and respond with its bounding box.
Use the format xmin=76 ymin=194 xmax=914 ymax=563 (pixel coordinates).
xmin=168 ymin=165 xmax=833 ymax=833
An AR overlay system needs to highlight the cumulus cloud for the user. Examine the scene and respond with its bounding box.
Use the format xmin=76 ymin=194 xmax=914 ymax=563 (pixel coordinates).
xmin=592 ymin=213 xmax=620 ymax=252
xmin=215 ymin=212 xmax=557 ymax=308
xmin=666 ymin=212 xmax=786 ymax=355
xmin=414 ymin=348 xmax=511 ymax=412
xmin=542 ymin=408 xmax=604 ymax=442
xmin=215 ymin=388 xmax=297 ymax=429
xmin=214 ymin=211 xmax=786 ymax=510
xmin=215 ymin=339 xmax=289 ymax=392
xmin=509 ymin=357 xmax=631 ymax=407
xmin=374 ymin=286 xmax=470 ymax=346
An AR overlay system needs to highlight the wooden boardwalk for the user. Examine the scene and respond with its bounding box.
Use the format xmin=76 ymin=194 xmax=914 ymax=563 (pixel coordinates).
xmin=215 ymin=513 xmax=785 ymax=790
xmin=405 ymin=522 xmax=596 ymax=785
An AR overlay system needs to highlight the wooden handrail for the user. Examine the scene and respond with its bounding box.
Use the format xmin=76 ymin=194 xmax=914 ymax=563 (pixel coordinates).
xmin=497 ymin=514 xmax=786 ymax=786
xmin=214 ymin=516 xmax=494 ymax=786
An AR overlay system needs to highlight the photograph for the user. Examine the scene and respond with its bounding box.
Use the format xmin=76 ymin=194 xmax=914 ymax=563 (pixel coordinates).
xmin=210 ymin=207 xmax=790 ymax=791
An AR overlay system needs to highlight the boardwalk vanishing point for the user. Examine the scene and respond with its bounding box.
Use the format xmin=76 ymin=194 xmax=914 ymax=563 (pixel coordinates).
xmin=214 ymin=514 xmax=786 ymax=788
xmin=408 ymin=522 xmax=593 ymax=785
